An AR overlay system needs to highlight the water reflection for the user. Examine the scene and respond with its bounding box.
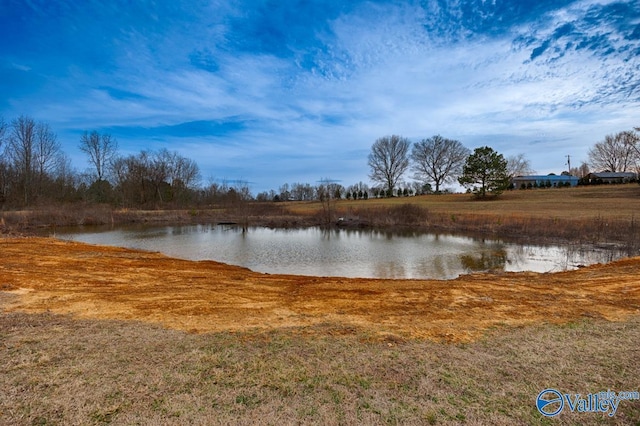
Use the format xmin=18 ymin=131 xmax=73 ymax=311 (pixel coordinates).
xmin=459 ymin=247 xmax=508 ymax=273
xmin=52 ymin=225 xmax=637 ymax=280
xmin=373 ymin=261 xmax=408 ymax=279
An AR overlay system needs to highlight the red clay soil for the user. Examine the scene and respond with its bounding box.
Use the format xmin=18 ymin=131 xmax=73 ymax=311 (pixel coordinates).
xmin=1 ymin=237 xmax=639 ymax=342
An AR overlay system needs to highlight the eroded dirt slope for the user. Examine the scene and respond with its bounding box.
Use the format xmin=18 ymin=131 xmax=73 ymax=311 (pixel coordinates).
xmin=1 ymin=237 xmax=639 ymax=341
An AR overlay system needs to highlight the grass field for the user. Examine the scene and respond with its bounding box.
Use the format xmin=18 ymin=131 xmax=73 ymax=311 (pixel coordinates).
xmin=1 ymin=185 xmax=640 ymax=425
xmin=287 ymin=185 xmax=640 ymax=244
xmin=288 ymin=185 xmax=640 ymax=220
xmin=2 ymin=310 xmax=639 ymax=425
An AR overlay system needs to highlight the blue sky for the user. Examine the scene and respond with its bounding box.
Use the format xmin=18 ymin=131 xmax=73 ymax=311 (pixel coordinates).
xmin=1 ymin=0 xmax=639 ymax=193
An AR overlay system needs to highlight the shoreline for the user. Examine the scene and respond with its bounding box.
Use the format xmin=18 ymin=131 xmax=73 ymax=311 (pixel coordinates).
xmin=2 ymin=236 xmax=640 ymax=342
xmin=4 ymin=202 xmax=640 ymax=249
xmin=40 ymin=224 xmax=639 ymax=282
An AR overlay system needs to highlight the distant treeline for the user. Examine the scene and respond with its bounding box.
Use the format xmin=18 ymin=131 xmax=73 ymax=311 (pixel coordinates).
xmin=1 ymin=115 xmax=639 ymax=208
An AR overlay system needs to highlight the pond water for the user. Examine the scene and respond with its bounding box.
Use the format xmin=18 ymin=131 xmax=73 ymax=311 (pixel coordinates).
xmin=52 ymin=224 xmax=634 ymax=280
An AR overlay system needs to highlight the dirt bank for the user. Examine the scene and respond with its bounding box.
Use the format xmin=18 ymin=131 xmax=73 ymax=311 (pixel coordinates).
xmin=2 ymin=237 xmax=639 ymax=342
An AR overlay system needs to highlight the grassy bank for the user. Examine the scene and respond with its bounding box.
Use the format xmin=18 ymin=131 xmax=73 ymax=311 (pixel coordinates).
xmin=1 ymin=309 xmax=638 ymax=425
xmin=3 ymin=186 xmax=640 ymax=245
xmin=0 ymin=202 xmax=307 ymax=232
xmin=0 ymin=185 xmax=640 ymax=246
xmin=291 ymin=185 xmax=640 ymax=245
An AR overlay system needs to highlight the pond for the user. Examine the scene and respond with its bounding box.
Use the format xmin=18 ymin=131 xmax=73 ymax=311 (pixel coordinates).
xmin=51 ymin=224 xmax=635 ymax=280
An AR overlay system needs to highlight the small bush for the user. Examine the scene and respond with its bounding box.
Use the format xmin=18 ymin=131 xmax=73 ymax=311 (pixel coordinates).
xmin=387 ymin=204 xmax=429 ymax=225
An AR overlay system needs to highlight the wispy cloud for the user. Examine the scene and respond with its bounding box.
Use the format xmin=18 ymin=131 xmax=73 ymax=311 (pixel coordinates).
xmin=1 ymin=0 xmax=639 ymax=191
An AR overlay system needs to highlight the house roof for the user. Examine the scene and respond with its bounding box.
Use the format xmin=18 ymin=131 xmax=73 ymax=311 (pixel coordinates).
xmin=589 ymin=172 xmax=636 ymax=178
xmin=512 ymin=175 xmax=578 ymax=181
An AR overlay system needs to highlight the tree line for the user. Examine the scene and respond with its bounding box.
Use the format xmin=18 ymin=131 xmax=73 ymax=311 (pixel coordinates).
xmin=1 ymin=114 xmax=638 ymax=208
xmin=255 ymin=181 xmax=423 ymax=203
xmin=366 ymin=128 xmax=640 ymax=198
xmin=587 ymin=129 xmax=640 ymax=174
xmin=367 ymin=134 xmax=532 ymax=198
xmin=0 ymin=115 xmax=204 ymax=208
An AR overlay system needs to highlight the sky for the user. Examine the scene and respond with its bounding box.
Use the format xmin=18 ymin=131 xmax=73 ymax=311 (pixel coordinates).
xmin=1 ymin=0 xmax=639 ymax=193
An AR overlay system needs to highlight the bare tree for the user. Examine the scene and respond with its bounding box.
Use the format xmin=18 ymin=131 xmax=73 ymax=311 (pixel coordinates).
xmin=368 ymin=135 xmax=410 ymax=196
xmin=506 ymin=153 xmax=535 ymax=178
xmin=290 ymin=182 xmax=315 ymax=201
xmin=627 ymin=127 xmax=640 ymax=163
xmin=588 ymin=131 xmax=639 ymax=172
xmin=569 ymin=162 xmax=590 ymax=178
xmin=154 ymin=148 xmax=200 ymax=203
xmin=411 ymin=135 xmax=469 ymax=193
xmin=49 ymin=154 xmax=77 ymax=202
xmin=109 ymin=152 xmax=150 ymax=206
xmin=4 ymin=116 xmax=65 ymax=205
xmin=0 ymin=116 xmax=6 ymax=150
xmin=109 ymin=149 xmax=200 ymax=207
xmin=279 ymin=183 xmax=290 ymax=201
xmin=79 ymin=131 xmax=118 ymax=182
xmin=161 ymin=149 xmax=200 ymax=190
xmin=33 ymin=122 xmax=61 ymax=181
xmin=6 ymin=116 xmax=36 ymax=204
xmin=316 ymin=178 xmax=340 ymax=225
xmin=0 ymin=117 xmax=6 ymax=202
xmin=0 ymin=118 xmax=8 ymax=205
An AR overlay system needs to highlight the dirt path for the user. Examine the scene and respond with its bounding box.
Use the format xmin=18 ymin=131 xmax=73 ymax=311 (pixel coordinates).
xmin=2 ymin=237 xmax=640 ymax=342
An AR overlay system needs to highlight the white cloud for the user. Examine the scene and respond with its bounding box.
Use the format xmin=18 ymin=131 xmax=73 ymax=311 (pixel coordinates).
xmin=3 ymin=0 xmax=639 ymax=192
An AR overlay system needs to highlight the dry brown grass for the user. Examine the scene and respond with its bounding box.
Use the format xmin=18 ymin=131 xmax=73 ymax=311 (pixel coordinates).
xmin=2 ymin=186 xmax=640 ymax=424
xmin=283 ymin=184 xmax=640 ymax=219
xmin=3 ymin=186 xmax=640 ymax=243
xmin=333 ymin=203 xmax=430 ymax=228
xmin=1 ymin=308 xmax=638 ymax=425
xmin=0 ymin=204 xmax=115 ymax=229
xmin=0 ymin=202 xmax=304 ymax=233
xmin=284 ymin=185 xmax=640 ymax=244
xmin=332 ymin=185 xmax=640 ymax=221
